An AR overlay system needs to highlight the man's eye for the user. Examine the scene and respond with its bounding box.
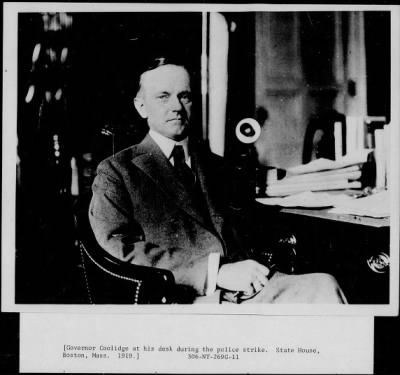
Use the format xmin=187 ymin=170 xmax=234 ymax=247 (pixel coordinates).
xmin=157 ymin=94 xmax=170 ymax=101
xmin=180 ymin=93 xmax=192 ymax=103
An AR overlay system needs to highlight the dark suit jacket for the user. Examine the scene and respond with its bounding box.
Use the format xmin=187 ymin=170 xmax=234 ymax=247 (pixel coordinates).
xmin=89 ymin=134 xmax=250 ymax=295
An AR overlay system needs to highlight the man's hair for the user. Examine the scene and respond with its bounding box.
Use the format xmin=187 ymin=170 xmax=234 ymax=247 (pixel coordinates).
xmin=135 ymin=54 xmax=192 ymax=96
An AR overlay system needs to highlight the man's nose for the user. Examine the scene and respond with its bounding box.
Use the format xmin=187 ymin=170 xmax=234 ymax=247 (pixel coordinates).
xmin=169 ymin=95 xmax=183 ymax=111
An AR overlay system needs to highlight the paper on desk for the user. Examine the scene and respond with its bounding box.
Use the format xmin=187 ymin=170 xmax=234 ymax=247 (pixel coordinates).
xmin=329 ymin=190 xmax=390 ymax=218
xmin=256 ymin=191 xmax=353 ymax=208
xmin=287 ymin=149 xmax=372 ymax=175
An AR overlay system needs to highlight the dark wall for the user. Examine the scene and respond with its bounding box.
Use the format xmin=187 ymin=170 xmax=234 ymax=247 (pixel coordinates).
xmin=16 ymin=12 xmax=202 ymax=303
xmin=18 ymin=13 xmax=203 ymax=163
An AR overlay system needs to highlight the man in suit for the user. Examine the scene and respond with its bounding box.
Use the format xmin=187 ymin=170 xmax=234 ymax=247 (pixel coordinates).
xmin=89 ymin=56 xmax=346 ymax=304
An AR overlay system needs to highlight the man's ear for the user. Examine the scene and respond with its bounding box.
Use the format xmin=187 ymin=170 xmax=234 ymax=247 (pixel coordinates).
xmin=134 ymin=97 xmax=148 ymax=119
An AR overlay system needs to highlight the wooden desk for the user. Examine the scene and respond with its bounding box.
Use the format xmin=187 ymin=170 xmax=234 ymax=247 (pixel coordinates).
xmin=273 ymin=206 xmax=390 ymax=304
xmin=281 ymin=207 xmax=390 ymax=228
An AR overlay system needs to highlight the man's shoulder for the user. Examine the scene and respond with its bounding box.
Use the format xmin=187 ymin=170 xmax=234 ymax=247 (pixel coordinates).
xmin=97 ymin=143 xmax=143 ymax=174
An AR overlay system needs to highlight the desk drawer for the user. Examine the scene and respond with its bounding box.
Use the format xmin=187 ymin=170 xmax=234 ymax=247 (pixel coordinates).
xmin=278 ymin=211 xmax=390 ymax=304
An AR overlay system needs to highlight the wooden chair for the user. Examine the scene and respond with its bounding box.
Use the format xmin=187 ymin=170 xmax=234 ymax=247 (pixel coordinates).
xmin=73 ymin=194 xmax=196 ymax=304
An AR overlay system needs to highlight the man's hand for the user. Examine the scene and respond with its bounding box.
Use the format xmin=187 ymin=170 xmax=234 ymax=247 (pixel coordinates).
xmin=217 ymin=260 xmax=270 ymax=295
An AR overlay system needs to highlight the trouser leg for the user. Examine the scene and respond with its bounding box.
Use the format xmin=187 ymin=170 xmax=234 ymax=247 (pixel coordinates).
xmin=241 ymin=272 xmax=347 ymax=304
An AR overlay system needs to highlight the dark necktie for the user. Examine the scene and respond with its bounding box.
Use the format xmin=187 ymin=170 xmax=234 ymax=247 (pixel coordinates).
xmin=171 ymin=145 xmax=196 ymax=190
xmin=171 ymin=145 xmax=213 ymax=226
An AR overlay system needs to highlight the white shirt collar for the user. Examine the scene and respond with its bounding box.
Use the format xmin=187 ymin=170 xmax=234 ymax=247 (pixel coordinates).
xmin=149 ymin=129 xmax=190 ymax=163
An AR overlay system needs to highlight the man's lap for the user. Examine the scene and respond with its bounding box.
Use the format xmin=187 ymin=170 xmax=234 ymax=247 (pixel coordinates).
xmin=194 ymin=272 xmax=346 ymax=304
xmin=240 ymin=272 xmax=346 ymax=304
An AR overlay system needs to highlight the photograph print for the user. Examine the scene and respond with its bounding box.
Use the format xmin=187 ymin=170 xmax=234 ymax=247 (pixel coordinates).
xmin=3 ymin=4 xmax=398 ymax=313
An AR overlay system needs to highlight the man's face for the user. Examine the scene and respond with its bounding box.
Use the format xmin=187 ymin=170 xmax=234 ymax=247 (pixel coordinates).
xmin=134 ymin=64 xmax=192 ymax=141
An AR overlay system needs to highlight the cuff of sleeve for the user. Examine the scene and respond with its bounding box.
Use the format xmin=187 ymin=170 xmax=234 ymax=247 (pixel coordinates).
xmin=205 ymin=252 xmax=220 ymax=296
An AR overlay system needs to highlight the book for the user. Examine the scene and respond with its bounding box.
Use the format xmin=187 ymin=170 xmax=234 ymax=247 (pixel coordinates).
xmin=346 ymin=116 xmax=365 ymax=154
xmin=257 ymin=191 xmax=354 ymax=208
xmin=272 ymin=165 xmax=361 ymax=186
xmin=287 ymin=149 xmax=371 ymax=175
xmin=374 ymin=128 xmax=385 ymax=190
xmin=384 ymin=124 xmax=390 ymax=188
xmin=334 ymin=121 xmax=343 ymax=160
xmin=266 ymin=180 xmax=362 ymax=197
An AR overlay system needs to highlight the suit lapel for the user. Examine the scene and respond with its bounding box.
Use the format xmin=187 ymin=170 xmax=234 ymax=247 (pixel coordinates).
xmin=131 ymin=134 xmax=212 ymax=229
xmin=191 ymin=147 xmax=225 ymax=236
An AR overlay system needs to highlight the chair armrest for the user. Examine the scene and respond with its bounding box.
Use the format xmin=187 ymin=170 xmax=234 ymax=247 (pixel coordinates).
xmin=74 ymin=194 xmax=183 ymax=304
xmin=79 ymin=240 xmax=176 ymax=304
xmin=251 ymin=234 xmax=297 ymax=274
xmin=240 ymin=202 xmax=298 ymax=274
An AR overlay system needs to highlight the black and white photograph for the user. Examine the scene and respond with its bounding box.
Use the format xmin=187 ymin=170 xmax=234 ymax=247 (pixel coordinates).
xmin=1 ymin=2 xmax=399 ymax=373
xmin=3 ymin=3 xmax=398 ymax=312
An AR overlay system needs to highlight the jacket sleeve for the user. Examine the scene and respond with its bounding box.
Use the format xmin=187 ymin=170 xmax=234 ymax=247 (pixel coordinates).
xmin=88 ymin=160 xmax=213 ymax=296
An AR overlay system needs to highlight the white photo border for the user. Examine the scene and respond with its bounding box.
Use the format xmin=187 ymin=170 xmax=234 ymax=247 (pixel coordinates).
xmin=2 ymin=2 xmax=399 ymax=316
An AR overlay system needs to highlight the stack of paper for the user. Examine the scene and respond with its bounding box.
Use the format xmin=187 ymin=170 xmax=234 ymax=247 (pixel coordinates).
xmin=329 ymin=190 xmax=390 ymax=218
xmin=265 ymin=150 xmax=370 ymax=197
xmin=257 ymin=191 xmax=353 ymax=208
